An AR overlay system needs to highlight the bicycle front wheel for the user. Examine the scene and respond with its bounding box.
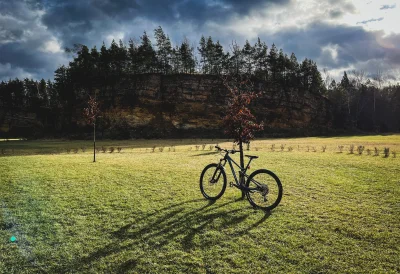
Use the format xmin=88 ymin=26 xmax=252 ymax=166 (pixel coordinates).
xmin=246 ymin=169 xmax=282 ymax=210
xmin=200 ymin=163 xmax=227 ymax=200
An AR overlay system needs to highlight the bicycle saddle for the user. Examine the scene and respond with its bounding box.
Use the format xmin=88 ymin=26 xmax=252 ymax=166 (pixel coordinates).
xmin=245 ymin=155 xmax=258 ymax=159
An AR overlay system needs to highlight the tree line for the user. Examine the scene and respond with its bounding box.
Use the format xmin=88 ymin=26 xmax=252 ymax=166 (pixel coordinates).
xmin=324 ymin=70 xmax=399 ymax=132
xmin=0 ymin=26 xmax=399 ymax=136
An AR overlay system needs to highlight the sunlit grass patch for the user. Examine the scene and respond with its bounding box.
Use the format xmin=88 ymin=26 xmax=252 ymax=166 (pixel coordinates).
xmin=0 ymin=135 xmax=399 ymax=273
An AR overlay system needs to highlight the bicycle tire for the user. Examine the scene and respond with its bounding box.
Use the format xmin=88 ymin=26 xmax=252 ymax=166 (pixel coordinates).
xmin=245 ymin=169 xmax=283 ymax=210
xmin=200 ymin=163 xmax=227 ymax=200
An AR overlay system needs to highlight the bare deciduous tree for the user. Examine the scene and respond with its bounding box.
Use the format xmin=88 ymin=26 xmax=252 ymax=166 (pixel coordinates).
xmin=84 ymin=94 xmax=100 ymax=162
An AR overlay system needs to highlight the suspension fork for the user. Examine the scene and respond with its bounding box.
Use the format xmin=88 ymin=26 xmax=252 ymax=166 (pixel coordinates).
xmin=211 ymin=159 xmax=226 ymax=181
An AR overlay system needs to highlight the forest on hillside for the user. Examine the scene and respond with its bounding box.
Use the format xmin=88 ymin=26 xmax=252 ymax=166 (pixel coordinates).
xmin=0 ymin=26 xmax=399 ymax=138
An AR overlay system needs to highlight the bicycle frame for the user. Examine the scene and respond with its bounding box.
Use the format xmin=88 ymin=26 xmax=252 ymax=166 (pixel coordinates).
xmin=217 ymin=151 xmax=260 ymax=192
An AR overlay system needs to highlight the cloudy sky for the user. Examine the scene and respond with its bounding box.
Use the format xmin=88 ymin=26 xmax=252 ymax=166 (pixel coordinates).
xmin=0 ymin=0 xmax=399 ymax=82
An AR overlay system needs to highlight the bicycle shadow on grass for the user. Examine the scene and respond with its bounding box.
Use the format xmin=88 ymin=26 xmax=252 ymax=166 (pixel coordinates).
xmin=62 ymin=197 xmax=271 ymax=273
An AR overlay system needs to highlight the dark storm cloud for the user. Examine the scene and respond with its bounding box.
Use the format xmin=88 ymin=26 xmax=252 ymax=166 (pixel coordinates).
xmin=0 ymin=40 xmax=66 ymax=80
xmin=218 ymin=0 xmax=289 ymax=13
xmin=0 ymin=0 xmax=67 ymax=80
xmin=0 ymin=43 xmax=49 ymax=70
xmin=260 ymin=22 xmax=400 ymax=78
xmin=0 ymin=0 xmax=34 ymax=19
xmin=0 ymin=26 xmax=24 ymax=42
xmin=0 ymin=0 xmax=38 ymax=42
xmin=1 ymin=0 xmax=399 ymax=81
xmin=0 ymin=0 xmax=290 ymax=80
xmin=39 ymin=0 xmax=290 ymax=46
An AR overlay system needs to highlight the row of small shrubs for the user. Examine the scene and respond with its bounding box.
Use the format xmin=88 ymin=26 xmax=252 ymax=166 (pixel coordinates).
xmin=259 ymin=144 xmax=396 ymax=157
xmin=192 ymin=143 xmax=330 ymax=153
xmin=149 ymin=146 xmax=176 ymax=152
xmin=267 ymin=144 xmax=319 ymax=152
xmin=187 ymin=143 xmax=253 ymax=151
xmin=342 ymin=145 xmax=395 ymax=158
xmin=188 ymin=144 xmax=218 ymax=151
xmin=98 ymin=146 xmax=122 ymax=153
xmin=191 ymin=144 xmax=222 ymax=151
xmin=242 ymin=144 xmax=397 ymax=157
xmin=181 ymin=143 xmax=397 ymax=157
xmin=67 ymin=146 xmax=123 ymax=153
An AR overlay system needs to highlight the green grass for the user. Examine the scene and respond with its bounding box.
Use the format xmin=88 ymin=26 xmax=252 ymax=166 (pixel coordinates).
xmin=0 ymin=135 xmax=399 ymax=273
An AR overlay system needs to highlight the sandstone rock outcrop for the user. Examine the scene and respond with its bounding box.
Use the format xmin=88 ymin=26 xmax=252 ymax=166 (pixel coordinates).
xmin=0 ymin=74 xmax=332 ymax=138
xmin=97 ymin=74 xmax=332 ymax=138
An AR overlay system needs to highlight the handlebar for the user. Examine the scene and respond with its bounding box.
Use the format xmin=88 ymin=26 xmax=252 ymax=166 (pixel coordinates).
xmin=215 ymin=145 xmax=236 ymax=154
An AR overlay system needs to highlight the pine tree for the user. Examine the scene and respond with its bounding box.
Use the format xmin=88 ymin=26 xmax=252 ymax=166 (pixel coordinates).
xmin=267 ymin=43 xmax=278 ymax=84
xmin=90 ymin=46 xmax=100 ymax=89
xmin=179 ymin=38 xmax=196 ymax=74
xmin=2 ymin=79 xmax=24 ymax=136
xmin=107 ymin=39 xmax=127 ymax=105
xmin=205 ymin=37 xmax=215 ymax=74
xmin=171 ymin=45 xmax=181 ymax=73
xmin=99 ymin=43 xmax=110 ymax=77
xmin=24 ymin=78 xmax=40 ymax=110
xmin=277 ymin=49 xmax=287 ymax=86
xmin=69 ymin=45 xmax=93 ymax=94
xmin=47 ymin=79 xmax=58 ymax=108
xmin=253 ymin=38 xmax=268 ymax=80
xmin=137 ymin=32 xmax=157 ymax=73
xmin=222 ymin=51 xmax=231 ymax=75
xmin=38 ymin=79 xmax=49 ymax=107
xmin=340 ymin=71 xmax=353 ymax=116
xmin=229 ymin=41 xmax=243 ymax=76
xmin=54 ymin=65 xmax=73 ymax=108
xmin=300 ymin=58 xmax=311 ymax=92
xmin=309 ymin=60 xmax=325 ymax=94
xmin=109 ymin=40 xmax=128 ymax=80
xmin=128 ymin=39 xmax=139 ymax=74
xmin=0 ymin=81 xmax=11 ymax=107
xmin=154 ymin=26 xmax=172 ymax=74
xmin=108 ymin=39 xmax=120 ymax=73
xmin=213 ymin=41 xmax=225 ymax=75
xmin=8 ymin=79 xmax=24 ymax=108
xmin=198 ymin=35 xmax=207 ymax=74
xmin=287 ymin=53 xmax=299 ymax=88
xmin=242 ymin=40 xmax=255 ymax=75
xmin=118 ymin=39 xmax=128 ymax=74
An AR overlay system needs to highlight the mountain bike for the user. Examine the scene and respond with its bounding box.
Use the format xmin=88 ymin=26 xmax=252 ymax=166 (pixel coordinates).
xmin=200 ymin=145 xmax=283 ymax=211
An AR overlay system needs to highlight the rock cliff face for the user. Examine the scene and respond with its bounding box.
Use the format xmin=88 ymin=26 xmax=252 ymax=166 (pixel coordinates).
xmin=98 ymin=74 xmax=332 ymax=138
xmin=0 ymin=74 xmax=332 ymax=138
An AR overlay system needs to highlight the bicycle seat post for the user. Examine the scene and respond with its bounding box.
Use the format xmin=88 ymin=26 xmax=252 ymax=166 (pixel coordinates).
xmin=244 ymin=157 xmax=255 ymax=172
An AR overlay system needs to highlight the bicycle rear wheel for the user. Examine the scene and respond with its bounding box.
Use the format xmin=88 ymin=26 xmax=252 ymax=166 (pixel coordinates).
xmin=200 ymin=163 xmax=227 ymax=200
xmin=245 ymin=169 xmax=282 ymax=210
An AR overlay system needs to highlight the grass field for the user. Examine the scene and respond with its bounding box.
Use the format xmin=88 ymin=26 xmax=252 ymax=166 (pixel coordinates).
xmin=0 ymin=135 xmax=399 ymax=273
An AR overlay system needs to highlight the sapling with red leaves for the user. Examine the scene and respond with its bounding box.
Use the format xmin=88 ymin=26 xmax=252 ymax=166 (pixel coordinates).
xmin=222 ymin=76 xmax=264 ymax=195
